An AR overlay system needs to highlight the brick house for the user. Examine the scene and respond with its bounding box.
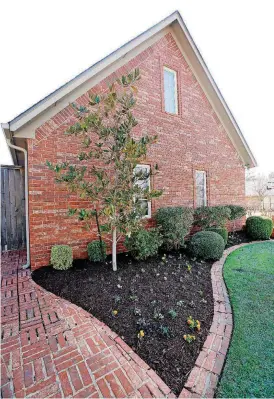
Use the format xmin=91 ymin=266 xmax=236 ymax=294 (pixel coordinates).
xmin=2 ymin=11 xmax=256 ymax=270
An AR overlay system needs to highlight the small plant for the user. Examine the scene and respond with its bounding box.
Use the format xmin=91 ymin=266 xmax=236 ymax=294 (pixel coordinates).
xmin=87 ymin=240 xmax=107 ymax=262
xmin=129 ymin=295 xmax=138 ymax=302
xmin=137 ymin=330 xmax=145 ymax=339
xmin=187 ymin=316 xmax=201 ymax=331
xmin=156 ymin=206 xmax=194 ymax=250
xmin=190 ymin=231 xmax=225 ymax=260
xmin=183 ymin=334 xmax=196 ymax=343
xmin=176 ymin=300 xmax=185 ymax=307
xmin=159 ymin=325 xmax=171 ymax=338
xmin=246 ymin=216 xmax=273 ymax=240
xmin=186 ymin=263 xmax=192 ymax=272
xmin=168 ymin=309 xmax=177 ymax=319
xmin=114 ymin=295 xmax=121 ymax=304
xmin=153 ymin=309 xmax=164 ymax=321
xmin=125 ymin=228 xmax=163 ymax=260
xmin=51 ymin=245 xmax=73 ymax=270
xmin=133 ymin=307 xmax=142 ymax=316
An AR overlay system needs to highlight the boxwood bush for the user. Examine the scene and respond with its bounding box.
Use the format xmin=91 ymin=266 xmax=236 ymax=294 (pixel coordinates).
xmin=155 ymin=206 xmax=194 ymax=250
xmin=246 ymin=216 xmax=273 ymax=240
xmin=51 ymin=245 xmax=73 ymax=270
xmin=194 ymin=206 xmax=231 ymax=229
xmin=87 ymin=240 xmax=107 ymax=262
xmin=190 ymin=231 xmax=225 ymax=260
xmin=125 ymin=228 xmax=163 ymax=260
xmin=206 ymin=227 xmax=228 ymax=245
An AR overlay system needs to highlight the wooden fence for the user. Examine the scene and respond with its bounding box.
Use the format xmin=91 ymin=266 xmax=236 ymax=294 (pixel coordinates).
xmin=1 ymin=166 xmax=26 ymax=251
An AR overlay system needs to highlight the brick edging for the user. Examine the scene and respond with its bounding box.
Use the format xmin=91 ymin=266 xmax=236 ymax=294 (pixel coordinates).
xmin=179 ymin=241 xmax=268 ymax=398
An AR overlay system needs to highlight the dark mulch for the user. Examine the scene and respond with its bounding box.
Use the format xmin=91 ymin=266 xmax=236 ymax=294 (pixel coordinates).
xmin=33 ymin=250 xmax=214 ymax=395
xmin=226 ymin=230 xmax=250 ymax=248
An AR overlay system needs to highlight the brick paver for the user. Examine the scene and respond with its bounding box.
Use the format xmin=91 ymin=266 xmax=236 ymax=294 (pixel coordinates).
xmin=1 ymin=251 xmax=174 ymax=398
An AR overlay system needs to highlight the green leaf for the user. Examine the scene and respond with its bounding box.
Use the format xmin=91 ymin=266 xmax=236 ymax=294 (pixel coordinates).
xmin=68 ymin=208 xmax=77 ymax=216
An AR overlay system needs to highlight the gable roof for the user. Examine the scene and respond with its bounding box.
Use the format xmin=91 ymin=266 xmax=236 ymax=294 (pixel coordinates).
xmin=2 ymin=10 xmax=257 ymax=167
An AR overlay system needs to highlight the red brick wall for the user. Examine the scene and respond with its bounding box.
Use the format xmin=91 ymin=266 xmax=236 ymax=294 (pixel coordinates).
xmin=27 ymin=33 xmax=245 ymax=269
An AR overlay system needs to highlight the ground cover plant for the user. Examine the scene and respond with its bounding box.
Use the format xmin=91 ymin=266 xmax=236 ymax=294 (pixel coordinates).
xmin=217 ymin=242 xmax=274 ymax=398
xmin=33 ymin=250 xmax=214 ymax=395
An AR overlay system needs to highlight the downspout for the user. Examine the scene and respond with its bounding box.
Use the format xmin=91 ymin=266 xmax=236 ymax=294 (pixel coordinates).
xmin=6 ymin=138 xmax=30 ymax=269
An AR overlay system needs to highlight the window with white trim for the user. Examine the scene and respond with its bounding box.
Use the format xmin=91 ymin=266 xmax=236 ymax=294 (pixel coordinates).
xmin=195 ymin=171 xmax=207 ymax=207
xmin=134 ymin=164 xmax=151 ymax=218
xmin=163 ymin=67 xmax=178 ymax=114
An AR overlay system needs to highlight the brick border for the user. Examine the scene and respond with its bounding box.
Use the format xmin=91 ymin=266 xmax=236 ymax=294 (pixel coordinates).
xmin=179 ymin=241 xmax=267 ymax=398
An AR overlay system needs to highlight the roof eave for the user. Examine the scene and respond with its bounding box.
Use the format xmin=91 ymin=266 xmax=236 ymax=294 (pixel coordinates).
xmin=4 ymin=10 xmax=257 ymax=168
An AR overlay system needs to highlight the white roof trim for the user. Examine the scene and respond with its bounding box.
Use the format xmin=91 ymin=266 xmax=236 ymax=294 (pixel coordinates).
xmin=4 ymin=11 xmax=257 ymax=167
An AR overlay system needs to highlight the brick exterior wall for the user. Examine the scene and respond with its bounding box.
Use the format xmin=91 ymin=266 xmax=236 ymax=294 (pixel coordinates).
xmin=27 ymin=32 xmax=246 ymax=269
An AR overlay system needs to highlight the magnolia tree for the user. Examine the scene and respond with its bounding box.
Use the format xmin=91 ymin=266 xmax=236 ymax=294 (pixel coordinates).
xmin=47 ymin=69 xmax=162 ymax=271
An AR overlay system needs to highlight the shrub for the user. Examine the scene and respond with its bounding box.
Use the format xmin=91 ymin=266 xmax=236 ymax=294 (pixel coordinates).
xmin=190 ymin=231 xmax=225 ymax=260
xmin=194 ymin=206 xmax=231 ymax=229
xmin=51 ymin=245 xmax=73 ymax=270
xmin=226 ymin=205 xmax=246 ymax=220
xmin=155 ymin=207 xmax=194 ymax=250
xmin=125 ymin=228 xmax=163 ymax=260
xmin=226 ymin=204 xmax=246 ymax=232
xmin=206 ymin=227 xmax=228 ymax=245
xmin=246 ymin=216 xmax=273 ymax=240
xmin=87 ymin=240 xmax=107 ymax=262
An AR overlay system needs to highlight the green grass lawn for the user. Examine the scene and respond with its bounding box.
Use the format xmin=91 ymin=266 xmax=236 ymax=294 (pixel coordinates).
xmin=217 ymin=242 xmax=274 ymax=398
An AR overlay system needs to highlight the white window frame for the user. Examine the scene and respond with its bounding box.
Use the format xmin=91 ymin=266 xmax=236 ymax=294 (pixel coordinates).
xmin=134 ymin=164 xmax=152 ymax=218
xmin=195 ymin=170 xmax=207 ymax=207
xmin=163 ymin=66 xmax=178 ymax=114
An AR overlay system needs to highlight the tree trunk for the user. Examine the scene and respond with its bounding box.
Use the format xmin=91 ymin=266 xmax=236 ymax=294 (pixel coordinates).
xmin=112 ymin=227 xmax=117 ymax=271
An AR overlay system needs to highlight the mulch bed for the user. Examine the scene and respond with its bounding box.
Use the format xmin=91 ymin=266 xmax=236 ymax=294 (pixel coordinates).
xmin=226 ymin=230 xmax=250 ymax=248
xmin=33 ymin=250 xmax=214 ymax=395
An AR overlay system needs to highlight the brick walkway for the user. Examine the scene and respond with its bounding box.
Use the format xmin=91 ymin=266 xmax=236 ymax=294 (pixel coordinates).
xmin=1 ymin=251 xmax=175 ymax=398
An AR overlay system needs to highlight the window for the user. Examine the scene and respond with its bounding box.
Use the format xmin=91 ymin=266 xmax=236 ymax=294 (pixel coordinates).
xmin=134 ymin=164 xmax=151 ymax=218
xmin=163 ymin=67 xmax=178 ymax=114
xmin=195 ymin=171 xmax=207 ymax=207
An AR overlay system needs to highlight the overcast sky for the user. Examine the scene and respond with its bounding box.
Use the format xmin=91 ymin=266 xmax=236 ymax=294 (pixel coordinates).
xmin=0 ymin=0 xmax=273 ymax=174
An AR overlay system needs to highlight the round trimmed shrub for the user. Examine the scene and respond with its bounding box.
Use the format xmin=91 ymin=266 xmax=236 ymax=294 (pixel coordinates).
xmin=51 ymin=245 xmax=73 ymax=270
xmin=246 ymin=216 xmax=273 ymax=240
xmin=87 ymin=240 xmax=107 ymax=262
xmin=190 ymin=231 xmax=225 ymax=260
xmin=206 ymin=227 xmax=228 ymax=245
xmin=125 ymin=228 xmax=163 ymax=260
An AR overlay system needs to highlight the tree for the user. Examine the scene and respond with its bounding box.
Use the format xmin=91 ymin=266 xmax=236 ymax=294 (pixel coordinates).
xmin=246 ymin=173 xmax=269 ymax=210
xmin=47 ymin=69 xmax=162 ymax=271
